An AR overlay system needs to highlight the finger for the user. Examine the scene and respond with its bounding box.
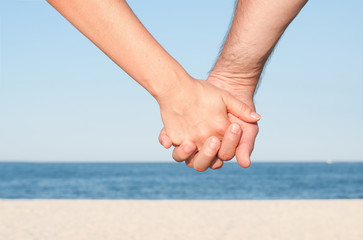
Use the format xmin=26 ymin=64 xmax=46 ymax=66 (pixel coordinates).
xmin=235 ymin=123 xmax=259 ymax=168
xmin=210 ymin=158 xmax=223 ymax=169
xmin=158 ymin=128 xmax=173 ymax=149
xmin=172 ymin=141 xmax=197 ymax=162
xmin=185 ymin=158 xmax=193 ymax=168
xmin=193 ymin=137 xmax=220 ymax=172
xmin=223 ymin=94 xmax=261 ymax=123
xmin=218 ymin=123 xmax=242 ymax=161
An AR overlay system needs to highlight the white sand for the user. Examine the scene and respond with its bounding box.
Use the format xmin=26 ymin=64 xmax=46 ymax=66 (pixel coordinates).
xmin=0 ymin=200 xmax=362 ymax=240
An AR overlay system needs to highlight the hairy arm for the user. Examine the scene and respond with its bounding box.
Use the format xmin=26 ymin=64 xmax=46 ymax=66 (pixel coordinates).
xmin=211 ymin=0 xmax=309 ymax=166
xmin=164 ymin=0 xmax=308 ymax=169
xmin=211 ymin=0 xmax=308 ymax=96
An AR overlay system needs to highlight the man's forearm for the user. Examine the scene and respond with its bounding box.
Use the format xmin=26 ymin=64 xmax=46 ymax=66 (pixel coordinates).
xmin=212 ymin=0 xmax=308 ymax=95
xmin=47 ymin=0 xmax=190 ymax=101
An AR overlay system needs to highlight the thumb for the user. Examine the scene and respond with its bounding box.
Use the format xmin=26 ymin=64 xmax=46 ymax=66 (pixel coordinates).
xmin=223 ymin=93 xmax=261 ymax=123
xmin=158 ymin=128 xmax=173 ymax=149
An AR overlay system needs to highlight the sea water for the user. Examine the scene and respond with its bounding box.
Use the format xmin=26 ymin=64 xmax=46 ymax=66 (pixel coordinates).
xmin=0 ymin=162 xmax=362 ymax=199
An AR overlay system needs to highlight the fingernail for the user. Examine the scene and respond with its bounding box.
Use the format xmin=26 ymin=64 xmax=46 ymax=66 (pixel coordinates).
xmin=251 ymin=112 xmax=261 ymax=120
xmin=184 ymin=145 xmax=194 ymax=154
xmin=231 ymin=124 xmax=241 ymax=134
xmin=160 ymin=137 xmax=165 ymax=146
xmin=209 ymin=138 xmax=220 ymax=150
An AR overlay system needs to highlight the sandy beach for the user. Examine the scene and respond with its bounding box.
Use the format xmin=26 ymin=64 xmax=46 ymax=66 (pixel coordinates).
xmin=0 ymin=200 xmax=362 ymax=240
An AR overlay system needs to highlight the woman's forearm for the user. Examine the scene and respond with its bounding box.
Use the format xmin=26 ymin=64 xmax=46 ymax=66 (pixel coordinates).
xmin=47 ymin=0 xmax=190 ymax=101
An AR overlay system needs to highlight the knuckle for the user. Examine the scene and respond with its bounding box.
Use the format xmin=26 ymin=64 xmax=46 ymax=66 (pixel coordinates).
xmin=158 ymin=135 xmax=163 ymax=145
xmin=211 ymin=161 xmax=223 ymax=169
xmin=239 ymin=102 xmax=248 ymax=113
xmin=172 ymin=148 xmax=187 ymax=162
xmin=204 ymin=150 xmax=216 ymax=158
xmin=172 ymin=153 xmax=182 ymax=162
xmin=255 ymin=125 xmax=259 ymax=134
xmin=169 ymin=135 xmax=182 ymax=147
xmin=194 ymin=130 xmax=210 ymax=144
xmin=185 ymin=159 xmax=193 ymax=168
xmin=215 ymin=122 xmax=228 ymax=137
xmin=194 ymin=165 xmax=207 ymax=172
xmin=203 ymin=140 xmax=220 ymax=157
xmin=218 ymin=151 xmax=234 ymax=161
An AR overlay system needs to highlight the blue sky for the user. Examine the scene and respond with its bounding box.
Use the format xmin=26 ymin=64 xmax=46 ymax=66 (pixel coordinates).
xmin=0 ymin=0 xmax=362 ymax=162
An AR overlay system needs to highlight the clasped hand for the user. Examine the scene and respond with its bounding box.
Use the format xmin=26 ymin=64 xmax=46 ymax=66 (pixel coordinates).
xmin=156 ymin=76 xmax=260 ymax=172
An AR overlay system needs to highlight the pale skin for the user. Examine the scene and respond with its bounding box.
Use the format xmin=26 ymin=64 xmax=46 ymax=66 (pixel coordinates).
xmin=160 ymin=0 xmax=308 ymax=171
xmin=46 ymin=0 xmax=261 ymax=171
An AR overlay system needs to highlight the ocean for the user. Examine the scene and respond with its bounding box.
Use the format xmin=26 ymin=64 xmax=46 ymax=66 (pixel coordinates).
xmin=0 ymin=162 xmax=362 ymax=199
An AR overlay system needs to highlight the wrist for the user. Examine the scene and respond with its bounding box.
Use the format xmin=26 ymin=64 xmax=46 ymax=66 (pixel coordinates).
xmin=143 ymin=62 xmax=192 ymax=103
xmin=208 ymin=70 xmax=260 ymax=99
xmin=153 ymin=69 xmax=195 ymax=105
